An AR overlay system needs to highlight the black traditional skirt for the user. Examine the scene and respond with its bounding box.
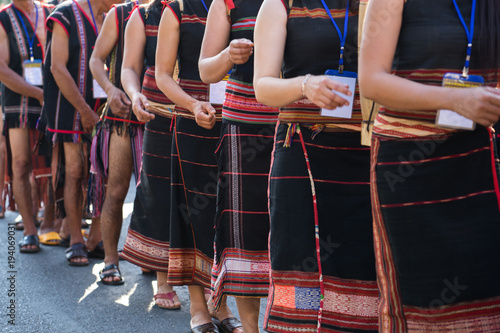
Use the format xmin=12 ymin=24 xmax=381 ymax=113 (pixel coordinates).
xmin=211 ymin=123 xmax=274 ymax=309
xmin=121 ymin=115 xmax=172 ymax=272
xmin=167 ymin=114 xmax=221 ymax=288
xmin=371 ymin=126 xmax=500 ymax=332
xmin=265 ymin=123 xmax=379 ymax=333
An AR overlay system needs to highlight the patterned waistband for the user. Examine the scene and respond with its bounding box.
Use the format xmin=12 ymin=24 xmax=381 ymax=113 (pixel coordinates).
xmin=373 ymin=113 xmax=458 ymax=139
xmin=222 ymin=79 xmax=278 ymax=125
xmin=142 ymin=67 xmax=173 ymax=105
xmin=279 ymin=93 xmax=362 ymax=125
xmin=174 ymin=79 xmax=222 ymax=118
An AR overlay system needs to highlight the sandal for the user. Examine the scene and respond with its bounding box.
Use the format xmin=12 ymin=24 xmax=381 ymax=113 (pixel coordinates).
xmin=191 ymin=323 xmax=219 ymax=333
xmin=154 ymin=291 xmax=181 ymax=310
xmin=87 ymin=241 xmax=105 ymax=259
xmin=99 ymin=264 xmax=125 ymax=285
xmin=65 ymin=242 xmax=89 ymax=266
xmin=59 ymin=235 xmax=70 ymax=248
xmin=213 ymin=317 xmax=243 ymax=333
xmin=39 ymin=232 xmax=61 ymax=246
xmin=19 ymin=234 xmax=40 ymax=253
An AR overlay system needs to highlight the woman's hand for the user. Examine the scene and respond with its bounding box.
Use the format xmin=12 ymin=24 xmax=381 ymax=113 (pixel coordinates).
xmin=452 ymin=87 xmax=500 ymax=128
xmin=303 ymin=75 xmax=352 ymax=110
xmin=227 ymin=38 xmax=253 ymax=65
xmin=132 ymin=92 xmax=155 ymax=122
xmin=193 ymin=101 xmax=217 ymax=129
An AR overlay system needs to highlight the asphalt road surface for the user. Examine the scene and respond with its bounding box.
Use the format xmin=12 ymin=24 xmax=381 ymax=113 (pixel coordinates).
xmin=0 ymin=180 xmax=268 ymax=333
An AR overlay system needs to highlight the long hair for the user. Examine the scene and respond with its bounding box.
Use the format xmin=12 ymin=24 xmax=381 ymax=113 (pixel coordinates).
xmin=345 ymin=0 xmax=359 ymax=14
xmin=478 ymin=0 xmax=500 ymax=75
xmin=146 ymin=0 xmax=164 ymax=17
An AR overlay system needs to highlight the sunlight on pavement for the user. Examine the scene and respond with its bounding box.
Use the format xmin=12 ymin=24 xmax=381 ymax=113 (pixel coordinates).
xmin=115 ymin=283 xmax=138 ymax=306
xmin=147 ymin=280 xmax=158 ymax=312
xmin=79 ymin=262 xmax=105 ymax=303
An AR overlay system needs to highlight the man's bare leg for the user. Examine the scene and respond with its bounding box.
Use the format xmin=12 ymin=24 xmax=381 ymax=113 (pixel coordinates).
xmin=38 ymin=181 xmax=57 ymax=234
xmin=100 ymin=128 xmax=133 ymax=283
xmin=63 ymin=142 xmax=88 ymax=264
xmin=9 ymin=128 xmax=37 ymax=250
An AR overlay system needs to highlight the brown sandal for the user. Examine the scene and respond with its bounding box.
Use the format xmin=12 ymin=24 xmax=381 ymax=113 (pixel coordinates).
xmin=154 ymin=291 xmax=181 ymax=310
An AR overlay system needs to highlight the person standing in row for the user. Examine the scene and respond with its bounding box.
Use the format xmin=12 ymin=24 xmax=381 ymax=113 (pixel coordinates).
xmin=360 ymin=0 xmax=500 ymax=330
xmin=199 ymin=0 xmax=278 ymax=331
xmin=254 ymin=0 xmax=379 ymax=331
xmin=156 ymin=0 xmax=242 ymax=331
xmin=0 ymin=0 xmax=54 ymax=253
xmin=121 ymin=0 xmax=181 ymax=308
xmin=42 ymin=0 xmax=121 ymax=265
xmin=89 ymin=0 xmax=148 ymax=285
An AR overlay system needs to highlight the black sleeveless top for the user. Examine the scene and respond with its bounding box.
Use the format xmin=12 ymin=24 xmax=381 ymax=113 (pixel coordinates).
xmin=169 ymin=0 xmax=211 ymax=81
xmin=382 ymin=0 xmax=498 ymax=122
xmin=43 ymin=1 xmax=105 ymax=142
xmin=0 ymin=2 xmax=53 ymax=129
xmin=279 ymin=0 xmax=361 ymax=126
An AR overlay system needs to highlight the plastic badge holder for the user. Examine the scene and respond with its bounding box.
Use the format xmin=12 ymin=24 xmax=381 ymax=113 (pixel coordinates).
xmin=209 ymin=72 xmax=230 ymax=105
xmin=23 ymin=60 xmax=43 ymax=86
xmin=320 ymin=69 xmax=357 ymax=119
xmin=435 ymin=73 xmax=484 ymax=130
xmin=93 ymin=79 xmax=108 ymax=99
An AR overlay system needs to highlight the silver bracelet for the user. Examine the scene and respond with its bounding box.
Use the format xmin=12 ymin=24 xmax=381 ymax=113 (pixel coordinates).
xmin=301 ymin=74 xmax=311 ymax=98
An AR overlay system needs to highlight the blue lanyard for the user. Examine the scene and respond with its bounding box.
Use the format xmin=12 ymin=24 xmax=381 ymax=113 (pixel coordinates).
xmin=452 ymin=0 xmax=476 ymax=77
xmin=13 ymin=3 xmax=39 ymax=61
xmin=320 ymin=0 xmax=349 ymax=74
xmin=87 ymin=0 xmax=98 ymax=35
xmin=200 ymin=0 xmax=208 ymax=12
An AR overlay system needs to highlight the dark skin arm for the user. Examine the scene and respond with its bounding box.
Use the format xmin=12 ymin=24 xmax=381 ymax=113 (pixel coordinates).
xmin=90 ymin=6 xmax=131 ymax=118
xmin=50 ymin=21 xmax=99 ymax=133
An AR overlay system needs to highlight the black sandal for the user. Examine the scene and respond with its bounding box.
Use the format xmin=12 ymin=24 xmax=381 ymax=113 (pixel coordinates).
xmin=99 ymin=264 xmax=125 ymax=285
xmin=191 ymin=322 xmax=219 ymax=333
xmin=19 ymin=235 xmax=40 ymax=253
xmin=65 ymin=242 xmax=89 ymax=266
xmin=213 ymin=317 xmax=242 ymax=333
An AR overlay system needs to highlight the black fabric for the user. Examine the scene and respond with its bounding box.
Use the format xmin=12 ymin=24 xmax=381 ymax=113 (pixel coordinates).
xmin=128 ymin=115 xmax=172 ymax=244
xmin=168 ymin=0 xmax=212 ymax=81
xmin=269 ymin=124 xmax=376 ymax=281
xmin=0 ymin=3 xmax=52 ymax=129
xmin=43 ymin=1 xmax=104 ymax=142
xmin=375 ymin=128 xmax=500 ymax=307
xmin=282 ymin=0 xmax=359 ymax=79
xmin=140 ymin=5 xmax=162 ymax=68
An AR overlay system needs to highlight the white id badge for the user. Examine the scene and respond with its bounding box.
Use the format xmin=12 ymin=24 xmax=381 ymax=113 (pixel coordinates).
xmin=320 ymin=70 xmax=357 ymax=119
xmin=93 ymin=79 xmax=108 ymax=99
xmin=436 ymin=73 xmax=483 ymax=130
xmin=23 ymin=60 xmax=43 ymax=86
xmin=209 ymin=72 xmax=230 ymax=105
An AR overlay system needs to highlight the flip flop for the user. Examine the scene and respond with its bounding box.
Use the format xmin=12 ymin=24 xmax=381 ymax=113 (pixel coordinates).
xmin=38 ymin=232 xmax=61 ymax=246
xmin=191 ymin=322 xmax=219 ymax=333
xmin=154 ymin=291 xmax=181 ymax=310
xmin=99 ymin=264 xmax=125 ymax=285
xmin=19 ymin=234 xmax=40 ymax=253
xmin=65 ymin=242 xmax=89 ymax=266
